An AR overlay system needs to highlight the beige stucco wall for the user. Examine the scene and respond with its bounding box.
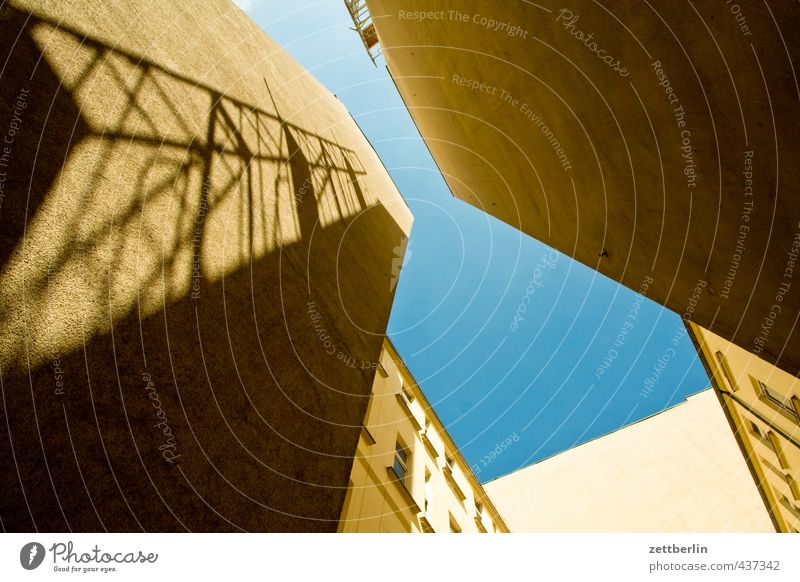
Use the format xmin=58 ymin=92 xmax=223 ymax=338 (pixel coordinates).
xmin=0 ymin=0 xmax=411 ymax=531
xmin=367 ymin=0 xmax=800 ymax=376
xmin=485 ymin=389 xmax=773 ymax=532
xmin=339 ymin=340 xmax=507 ymax=532
xmin=689 ymin=323 xmax=800 ymax=532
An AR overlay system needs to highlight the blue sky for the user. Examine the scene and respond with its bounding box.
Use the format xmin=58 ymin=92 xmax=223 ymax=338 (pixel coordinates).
xmin=252 ymin=0 xmax=710 ymax=482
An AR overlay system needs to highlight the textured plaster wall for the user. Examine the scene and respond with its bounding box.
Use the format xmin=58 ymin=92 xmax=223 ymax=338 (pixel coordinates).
xmin=368 ymin=0 xmax=800 ymax=375
xmin=0 ymin=0 xmax=411 ymax=531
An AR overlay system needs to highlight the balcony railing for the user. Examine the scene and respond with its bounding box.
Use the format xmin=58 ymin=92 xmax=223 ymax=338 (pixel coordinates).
xmin=343 ymin=0 xmax=381 ymax=65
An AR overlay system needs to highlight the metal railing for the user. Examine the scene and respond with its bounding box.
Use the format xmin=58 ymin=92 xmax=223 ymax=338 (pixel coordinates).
xmin=343 ymin=0 xmax=381 ymax=65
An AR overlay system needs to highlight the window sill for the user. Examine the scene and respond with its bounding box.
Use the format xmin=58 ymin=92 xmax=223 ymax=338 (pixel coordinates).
xmin=419 ymin=430 xmax=439 ymax=461
xmin=386 ymin=466 xmax=421 ymax=513
xmin=396 ymin=392 xmax=422 ymax=431
xmin=419 ymin=515 xmax=435 ymax=533
xmin=443 ymin=465 xmax=467 ymax=502
xmin=360 ymin=425 xmax=376 ymax=446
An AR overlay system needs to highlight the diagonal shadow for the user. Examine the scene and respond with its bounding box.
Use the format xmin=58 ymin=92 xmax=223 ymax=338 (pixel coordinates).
xmin=0 ymin=4 xmax=409 ymax=532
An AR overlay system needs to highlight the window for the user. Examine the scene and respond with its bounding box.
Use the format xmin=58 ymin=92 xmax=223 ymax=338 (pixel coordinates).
xmin=715 ymin=351 xmax=738 ymax=391
xmin=786 ymin=475 xmax=800 ymax=502
xmin=780 ymin=496 xmax=800 ymax=520
xmin=763 ymin=430 xmax=777 ymax=453
xmin=767 ymin=431 xmax=791 ymax=470
xmin=474 ymin=500 xmax=487 ymax=531
xmin=424 ymin=468 xmax=432 ymax=512
xmin=757 ymin=380 xmax=799 ymax=421
xmin=398 ymin=373 xmax=415 ymax=403
xmin=420 ymin=419 xmax=438 ymax=460
xmin=393 ymin=440 xmax=409 ymax=481
xmin=749 ymin=420 xmax=775 ymax=450
xmin=445 ymin=455 xmax=455 ymax=471
xmin=449 ymin=513 xmax=461 ymax=533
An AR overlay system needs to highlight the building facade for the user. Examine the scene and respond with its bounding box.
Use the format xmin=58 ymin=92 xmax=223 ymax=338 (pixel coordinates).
xmin=0 ymin=0 xmax=411 ymax=531
xmin=688 ymin=324 xmax=800 ymax=533
xmin=339 ymin=340 xmax=508 ymax=533
xmin=360 ymin=0 xmax=800 ymax=376
xmin=484 ymin=389 xmax=773 ymax=532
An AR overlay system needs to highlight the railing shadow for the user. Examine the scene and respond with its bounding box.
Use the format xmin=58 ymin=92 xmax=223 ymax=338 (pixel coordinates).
xmin=0 ymin=4 xmax=408 ymax=531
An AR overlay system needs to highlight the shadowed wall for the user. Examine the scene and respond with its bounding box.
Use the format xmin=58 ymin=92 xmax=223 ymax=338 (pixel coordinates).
xmin=0 ymin=0 xmax=411 ymax=531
